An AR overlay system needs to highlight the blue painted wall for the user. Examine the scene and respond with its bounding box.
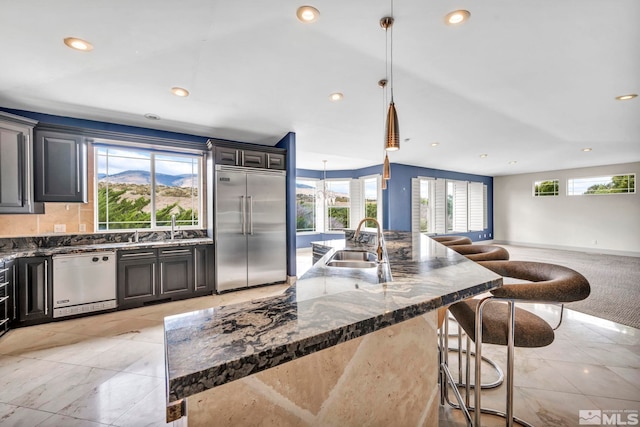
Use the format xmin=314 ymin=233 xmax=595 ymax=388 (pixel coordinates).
xmin=276 ymin=132 xmax=297 ymax=278
xmin=0 ymin=107 xmax=210 ymax=144
xmin=295 ymin=163 xmax=493 ymax=247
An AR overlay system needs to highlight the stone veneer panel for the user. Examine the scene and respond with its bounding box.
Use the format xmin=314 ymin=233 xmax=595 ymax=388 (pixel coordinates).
xmin=186 ymin=312 xmax=439 ymax=427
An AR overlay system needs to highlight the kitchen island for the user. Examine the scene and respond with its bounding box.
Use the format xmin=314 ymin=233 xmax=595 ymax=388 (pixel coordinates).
xmin=164 ymin=231 xmax=502 ymax=426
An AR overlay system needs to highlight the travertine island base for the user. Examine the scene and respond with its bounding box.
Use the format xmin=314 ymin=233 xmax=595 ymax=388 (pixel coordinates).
xmin=164 ymin=231 xmax=502 ymax=426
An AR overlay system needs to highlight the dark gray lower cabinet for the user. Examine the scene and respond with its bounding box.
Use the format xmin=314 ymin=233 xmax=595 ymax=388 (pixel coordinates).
xmin=0 ymin=260 xmax=16 ymax=336
xmin=194 ymin=245 xmax=214 ymax=293
xmin=117 ymin=245 xmax=213 ymax=309
xmin=159 ymin=248 xmax=193 ymax=295
xmin=17 ymin=257 xmax=52 ymax=324
xmin=118 ymin=250 xmax=157 ymax=307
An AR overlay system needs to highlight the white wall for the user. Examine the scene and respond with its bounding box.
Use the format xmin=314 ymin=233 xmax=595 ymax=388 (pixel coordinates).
xmin=493 ymin=162 xmax=640 ymax=256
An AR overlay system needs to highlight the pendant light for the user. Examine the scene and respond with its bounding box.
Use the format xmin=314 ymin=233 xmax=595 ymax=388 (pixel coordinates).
xmin=381 ymin=5 xmax=400 ymax=152
xmin=379 ymin=79 xmax=392 ymax=184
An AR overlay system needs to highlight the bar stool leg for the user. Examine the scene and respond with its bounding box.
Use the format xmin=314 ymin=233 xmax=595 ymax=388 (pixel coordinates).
xmin=507 ymin=300 xmax=515 ymax=427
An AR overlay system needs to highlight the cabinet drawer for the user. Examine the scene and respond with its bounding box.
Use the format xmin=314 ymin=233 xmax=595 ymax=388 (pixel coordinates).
xmin=267 ymin=153 xmax=285 ymax=170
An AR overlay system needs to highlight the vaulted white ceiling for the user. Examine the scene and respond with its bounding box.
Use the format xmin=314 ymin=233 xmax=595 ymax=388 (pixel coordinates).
xmin=1 ymin=1 xmax=638 ymax=176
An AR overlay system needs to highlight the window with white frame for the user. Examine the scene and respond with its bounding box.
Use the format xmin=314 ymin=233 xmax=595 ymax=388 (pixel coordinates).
xmin=326 ymin=180 xmax=351 ymax=230
xmin=96 ymin=144 xmax=202 ymax=231
xmin=296 ymin=179 xmax=317 ymax=232
xmin=412 ymin=177 xmax=486 ymax=234
xmin=296 ymin=175 xmax=384 ymax=233
xmin=361 ymin=176 xmax=382 ymax=228
xmin=533 ymin=179 xmax=559 ymax=196
xmin=567 ymin=174 xmax=635 ymax=195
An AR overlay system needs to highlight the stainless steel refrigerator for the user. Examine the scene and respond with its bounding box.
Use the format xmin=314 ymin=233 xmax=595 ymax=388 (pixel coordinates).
xmin=214 ymin=165 xmax=287 ymax=292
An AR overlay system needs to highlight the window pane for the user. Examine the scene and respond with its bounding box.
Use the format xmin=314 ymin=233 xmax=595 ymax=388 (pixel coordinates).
xmin=97 ymin=148 xmax=152 ymax=230
xmin=326 ymin=180 xmax=350 ymax=230
xmin=96 ymin=146 xmax=201 ymax=231
xmin=155 ymin=154 xmax=200 ymax=227
xmin=534 ymin=180 xmax=559 ymax=196
xmin=364 ymin=178 xmax=378 ymax=228
xmin=568 ymin=174 xmax=635 ymax=195
xmin=419 ymin=180 xmax=430 ymax=232
xmin=296 ymin=180 xmax=316 ymax=232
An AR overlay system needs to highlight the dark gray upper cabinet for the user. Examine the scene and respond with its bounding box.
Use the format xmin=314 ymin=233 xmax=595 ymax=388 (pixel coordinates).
xmin=33 ymin=130 xmax=87 ymax=203
xmin=0 ymin=112 xmax=43 ymax=214
xmin=212 ymin=143 xmax=285 ymax=170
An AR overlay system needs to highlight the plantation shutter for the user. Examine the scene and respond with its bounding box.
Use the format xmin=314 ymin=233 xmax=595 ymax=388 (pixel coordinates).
xmin=468 ymin=182 xmax=484 ymax=231
xmin=349 ymin=179 xmax=362 ymax=229
xmin=451 ymin=180 xmax=468 ymax=232
xmin=483 ymin=184 xmax=488 ymax=229
xmin=433 ymin=179 xmax=446 ymax=234
xmin=411 ymin=178 xmax=420 ymax=232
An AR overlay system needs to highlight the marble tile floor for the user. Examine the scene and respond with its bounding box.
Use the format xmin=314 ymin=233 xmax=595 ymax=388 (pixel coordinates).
xmin=0 ymin=248 xmax=637 ymax=426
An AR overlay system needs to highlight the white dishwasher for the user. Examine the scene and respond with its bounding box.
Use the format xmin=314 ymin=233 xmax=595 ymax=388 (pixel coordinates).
xmin=52 ymin=251 xmax=117 ymax=318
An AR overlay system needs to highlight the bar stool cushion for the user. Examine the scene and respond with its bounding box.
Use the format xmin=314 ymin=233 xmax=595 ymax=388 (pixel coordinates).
xmin=449 ymin=299 xmax=555 ymax=348
xmin=432 ymin=236 xmax=473 ymax=246
xmin=450 ymin=244 xmax=510 ymax=261
xmin=478 ymin=260 xmax=591 ymax=303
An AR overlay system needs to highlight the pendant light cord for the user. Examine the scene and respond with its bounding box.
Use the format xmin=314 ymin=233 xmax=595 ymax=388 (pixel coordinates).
xmin=390 ymin=0 xmax=394 ymax=102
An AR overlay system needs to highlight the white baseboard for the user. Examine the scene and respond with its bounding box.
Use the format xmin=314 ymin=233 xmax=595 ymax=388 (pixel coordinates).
xmin=492 ymin=240 xmax=640 ymax=258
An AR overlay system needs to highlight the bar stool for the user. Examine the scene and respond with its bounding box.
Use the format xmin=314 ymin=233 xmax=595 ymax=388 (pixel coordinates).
xmin=432 ymin=236 xmax=472 ymax=246
xmin=449 ymin=244 xmax=510 ymax=262
xmin=444 ymin=244 xmax=510 ymax=391
xmin=446 ymin=260 xmax=591 ymax=426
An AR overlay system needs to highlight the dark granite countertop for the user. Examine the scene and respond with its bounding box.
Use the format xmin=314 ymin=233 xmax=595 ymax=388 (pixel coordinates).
xmin=164 ymin=231 xmax=502 ymax=402
xmin=0 ymin=236 xmax=213 ymax=262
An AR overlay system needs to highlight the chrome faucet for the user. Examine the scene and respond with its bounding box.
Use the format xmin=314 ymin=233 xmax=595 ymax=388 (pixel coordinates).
xmin=354 ymin=217 xmax=384 ymax=263
xmin=170 ymin=214 xmax=177 ymax=240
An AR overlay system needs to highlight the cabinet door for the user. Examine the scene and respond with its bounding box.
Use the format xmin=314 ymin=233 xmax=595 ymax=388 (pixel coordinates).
xmin=17 ymin=257 xmax=52 ymax=323
xmin=34 ymin=130 xmax=87 ymax=202
xmin=194 ymin=245 xmax=213 ymax=293
xmin=159 ymin=248 xmax=193 ymax=295
xmin=0 ymin=122 xmax=28 ymax=211
xmin=215 ymin=147 xmax=238 ymax=166
xmin=240 ymin=150 xmax=266 ymax=168
xmin=266 ymin=153 xmax=285 ymax=170
xmin=118 ymin=251 xmax=157 ymax=306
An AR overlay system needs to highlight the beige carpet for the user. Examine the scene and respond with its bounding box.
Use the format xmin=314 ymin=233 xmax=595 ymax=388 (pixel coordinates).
xmin=493 ymin=244 xmax=640 ymax=329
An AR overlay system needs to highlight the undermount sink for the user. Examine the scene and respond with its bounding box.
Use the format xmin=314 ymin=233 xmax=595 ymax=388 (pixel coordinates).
xmin=326 ymin=250 xmax=379 ymax=269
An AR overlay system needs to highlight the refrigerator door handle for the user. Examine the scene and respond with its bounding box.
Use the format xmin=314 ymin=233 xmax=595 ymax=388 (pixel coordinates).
xmin=248 ymin=196 xmax=254 ymax=235
xmin=241 ymin=195 xmax=246 ymax=235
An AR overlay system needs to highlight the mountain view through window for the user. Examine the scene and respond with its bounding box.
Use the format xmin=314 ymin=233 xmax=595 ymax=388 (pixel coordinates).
xmin=96 ymin=146 xmax=201 ymax=230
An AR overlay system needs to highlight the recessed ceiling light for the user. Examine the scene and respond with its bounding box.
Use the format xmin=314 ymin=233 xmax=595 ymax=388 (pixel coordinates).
xmin=63 ymin=37 xmax=93 ymax=51
xmin=329 ymin=92 xmax=343 ymax=102
xmin=582 ymin=148 xmax=592 ymax=152
xmin=615 ymin=94 xmax=637 ymax=101
xmin=296 ymin=6 xmax=320 ymax=23
xmin=171 ymin=87 xmax=190 ymax=97
xmin=445 ymin=10 xmax=470 ymax=25
xmin=144 ymin=113 xmax=161 ymax=120
xmin=431 ymin=142 xmax=439 ymax=147
xmin=479 ymin=154 xmax=488 ymax=158
xmin=508 ymin=160 xmax=518 ymax=165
